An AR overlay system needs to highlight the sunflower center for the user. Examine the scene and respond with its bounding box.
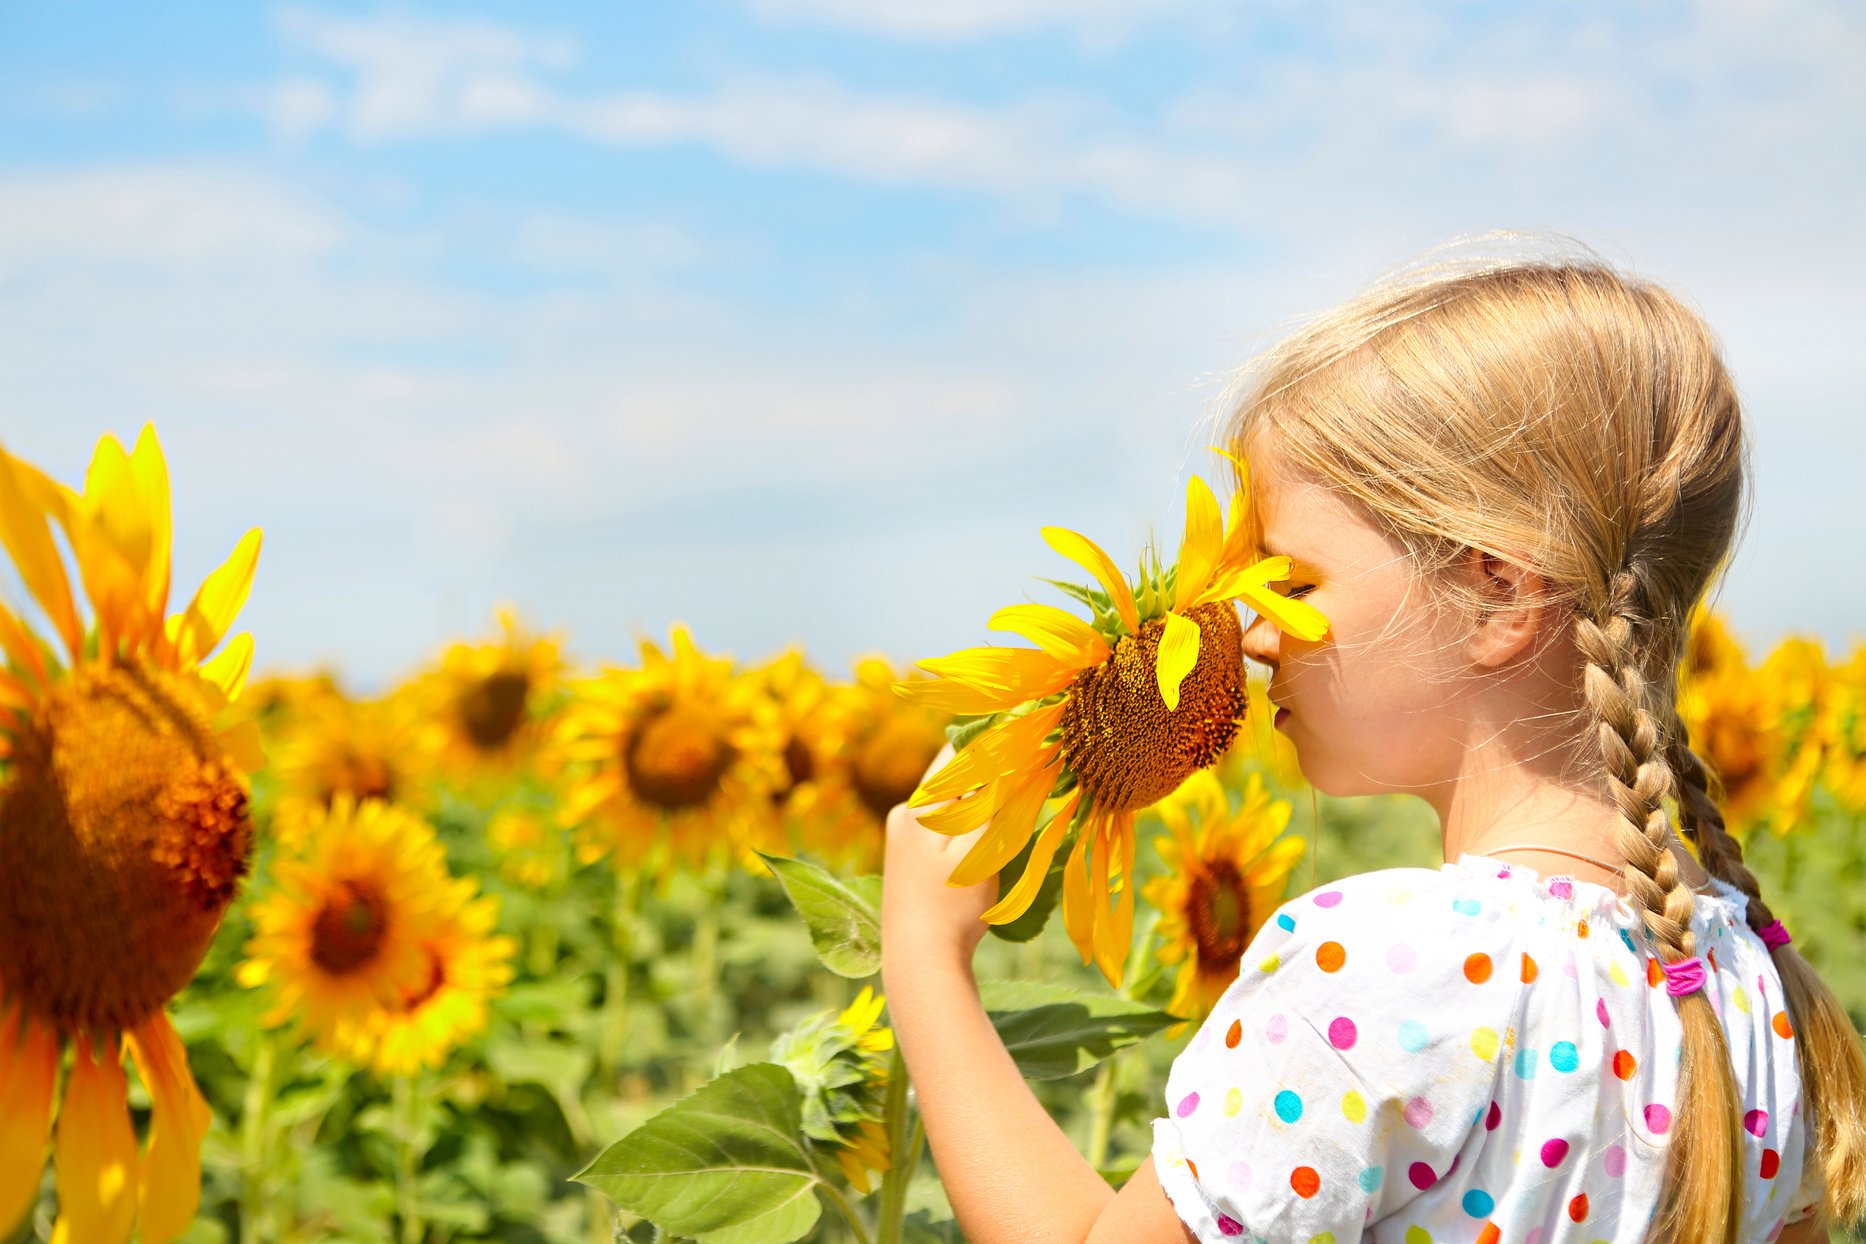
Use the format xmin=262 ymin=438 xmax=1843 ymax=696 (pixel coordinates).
xmin=783 ymin=733 xmax=816 ymax=791
xmin=1186 ymin=859 xmax=1251 ymax=971
xmin=0 ymin=664 xmax=252 ymax=1034
xmin=397 ymin=946 xmax=448 ymax=1010
xmin=460 ymin=670 xmax=531 ymax=750
xmin=852 ymin=718 xmax=943 ymax=820
xmin=310 ymin=879 xmax=390 ymax=975
xmin=1060 ymin=601 xmax=1246 ymax=812
xmin=326 ymin=747 xmax=397 ymax=807
xmin=627 ymin=706 xmax=733 ymax=810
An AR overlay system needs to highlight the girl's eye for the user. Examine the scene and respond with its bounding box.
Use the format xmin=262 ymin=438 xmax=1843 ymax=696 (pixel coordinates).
xmin=1283 ymin=583 xmax=1316 ymax=599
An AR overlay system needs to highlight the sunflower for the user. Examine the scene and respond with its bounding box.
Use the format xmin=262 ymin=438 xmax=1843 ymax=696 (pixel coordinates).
xmin=239 ymin=669 xmax=345 ymax=735
xmin=898 ymin=456 xmax=1326 ymax=984
xmin=552 ymin=625 xmax=786 ymax=874
xmin=485 ymin=805 xmax=567 ymax=890
xmin=1142 ymin=771 xmax=1303 ymax=1023
xmin=237 ymin=796 xmax=515 ymax=1076
xmin=769 ymin=986 xmax=895 ymax=1193
xmin=270 ymin=694 xmax=431 ymax=839
xmin=0 ymin=426 xmax=262 ymax=1244
xmin=751 ymin=647 xmax=840 ymax=857
xmin=1677 ymin=612 xmax=1826 ymax=836
xmin=410 ymin=606 xmax=564 ymax=790
xmin=1824 ymin=644 xmax=1866 ymax=814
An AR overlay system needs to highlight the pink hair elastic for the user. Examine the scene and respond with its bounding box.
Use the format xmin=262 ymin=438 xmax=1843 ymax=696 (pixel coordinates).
xmin=1660 ymin=957 xmax=1708 ymax=997
xmin=1758 ymin=920 xmax=1793 ymax=951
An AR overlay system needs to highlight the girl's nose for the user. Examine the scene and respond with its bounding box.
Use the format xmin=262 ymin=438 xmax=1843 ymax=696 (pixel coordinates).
xmin=1240 ymin=610 xmax=1280 ymax=669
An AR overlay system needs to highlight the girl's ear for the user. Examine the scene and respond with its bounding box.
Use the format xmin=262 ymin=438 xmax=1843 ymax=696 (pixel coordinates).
xmin=1462 ymin=549 xmax=1549 ymax=668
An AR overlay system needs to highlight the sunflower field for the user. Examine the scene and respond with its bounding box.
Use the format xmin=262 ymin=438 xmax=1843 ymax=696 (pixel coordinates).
xmin=3 ymin=429 xmax=1865 ymax=1244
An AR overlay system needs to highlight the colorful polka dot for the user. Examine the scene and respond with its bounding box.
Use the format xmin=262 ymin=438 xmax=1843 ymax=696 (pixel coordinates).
xmin=1521 ymin=952 xmax=1539 ymax=982
xmin=1462 ymin=1189 xmax=1496 ymax=1217
xmin=1216 ymin=1213 xmax=1243 ymax=1237
xmin=1259 ymin=952 xmax=1281 ymax=972
xmin=1358 ymin=1165 xmax=1383 ymax=1193
xmin=1266 ymin=1013 xmax=1288 ymax=1044
xmin=1568 ymin=1193 xmax=1589 ymax=1222
xmin=1645 ymin=1103 xmax=1673 ymax=1134
xmin=1550 ymin=1041 xmax=1579 ymax=1073
xmin=1761 ymin=1148 xmax=1781 ymax=1179
xmin=1734 ymin=984 xmax=1752 ymax=1014
xmin=1514 ymin=1048 xmax=1539 ymax=1079
xmin=1398 ymin=1020 xmax=1429 ymax=1052
xmin=1603 ymin=1144 xmax=1627 ymax=1177
xmin=1277 ymin=912 xmax=1297 ymax=932
xmin=1541 ymin=1138 xmax=1570 ymax=1167
xmin=1576 ymin=918 xmax=1590 ymax=939
xmin=1342 ymin=1090 xmax=1368 ymax=1124
xmin=1225 ymin=1019 xmax=1242 ymax=1048
xmin=1407 ymin=1162 xmax=1438 ymax=1190
xmin=1316 ymin=941 xmax=1347 ymax=972
xmin=1291 ymin=1166 xmax=1321 ymax=1198
xmin=1453 ymin=898 xmax=1483 ymax=916
xmin=1608 ymin=961 xmax=1631 ymax=988
xmin=1274 ymin=1090 xmax=1304 ymax=1123
xmin=1223 ymin=1087 xmax=1242 ymax=1117
xmin=1485 ymin=1100 xmax=1501 ymax=1131
xmin=1647 ymin=957 xmax=1663 ymax=987
xmin=1226 ymin=1160 xmax=1252 ymax=1189
xmin=1471 ymin=1026 xmax=1500 ymax=1060
xmin=1612 ymin=1050 xmax=1638 ymax=1080
xmin=1773 ymin=1011 xmax=1795 ymax=1040
xmin=1177 ymin=1092 xmax=1200 ymax=1117
xmin=1549 ymin=879 xmax=1573 ymax=899
xmin=1746 ymin=1109 xmax=1769 ymax=1137
xmin=1387 ymin=943 xmax=1418 ymax=973
xmin=1477 ymin=1224 xmax=1501 ymax=1244
xmin=1308 ymin=1234 xmax=1334 ymax=1244
xmin=1465 ymin=952 xmax=1493 ymax=983
xmin=1404 ymin=1096 xmax=1434 ymax=1129
xmin=1405 ymin=1228 xmax=1431 ymax=1244
xmin=1328 ymin=1017 xmax=1358 ymax=1049
xmin=1597 ymin=998 xmax=1612 ymax=1027
xmin=1314 ymin=890 xmax=1343 ymax=908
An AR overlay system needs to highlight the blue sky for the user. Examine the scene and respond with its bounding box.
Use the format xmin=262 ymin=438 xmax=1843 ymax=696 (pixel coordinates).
xmin=1 ymin=0 xmax=1861 ymax=686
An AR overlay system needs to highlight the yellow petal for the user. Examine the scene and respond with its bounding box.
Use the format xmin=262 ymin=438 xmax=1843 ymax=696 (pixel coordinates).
xmin=907 ymin=647 xmax=1076 ymax=715
xmin=1060 ymin=818 xmax=1097 ymax=967
xmin=0 ymin=448 xmax=82 ymax=662
xmin=216 ymin=717 xmax=266 ymax=774
xmin=917 ymin=790 xmax=998 ymax=835
xmin=1155 ymin=610 xmax=1202 ymax=712
xmin=982 ymin=788 xmax=1080 ymax=924
xmin=1040 ymin=526 xmax=1138 ymax=636
xmin=1173 ymin=476 xmax=1225 ymax=611
xmin=129 ymin=425 xmax=173 ymax=632
xmin=0 ymin=599 xmax=49 ymax=687
xmin=1087 ymin=820 xmax=1121 ymax=986
xmin=174 ymin=529 xmax=262 ymax=667
xmin=0 ymin=1008 xmax=59 ymax=1236
xmin=987 ymin=604 xmax=1110 ymax=669
xmin=946 ymin=761 xmax=1060 ymax=888
xmin=50 ymin=1037 xmax=138 ymax=1244
xmin=1236 ymin=583 xmax=1330 ymax=642
xmin=199 ymin=632 xmax=254 ymax=700
xmin=125 ymin=1014 xmax=211 ymax=1244
xmin=912 ymin=701 xmax=1065 ymax=805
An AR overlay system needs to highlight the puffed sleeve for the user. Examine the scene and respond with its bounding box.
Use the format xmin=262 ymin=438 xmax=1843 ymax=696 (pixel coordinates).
xmin=1150 ymin=870 xmax=1523 ymax=1243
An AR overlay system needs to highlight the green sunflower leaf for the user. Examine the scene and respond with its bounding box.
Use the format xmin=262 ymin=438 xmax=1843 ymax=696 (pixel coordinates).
xmin=573 ymin=1063 xmax=822 ymax=1244
xmin=757 ymin=852 xmax=882 ymax=978
xmin=978 ymin=981 xmax=1178 ymax=1080
xmin=987 ymin=829 xmax=1069 ymax=944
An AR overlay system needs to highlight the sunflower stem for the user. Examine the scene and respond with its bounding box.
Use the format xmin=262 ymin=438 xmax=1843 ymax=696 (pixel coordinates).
xmin=393 ymin=1074 xmax=425 ymax=1244
xmin=874 ymin=1046 xmax=923 ymax=1244
xmin=599 ymin=867 xmax=641 ymax=1083
xmin=1084 ymin=1053 xmax=1120 ymax=1171
xmin=239 ymin=1032 xmax=278 ymax=1243
xmin=816 ymin=1175 xmax=875 ymax=1244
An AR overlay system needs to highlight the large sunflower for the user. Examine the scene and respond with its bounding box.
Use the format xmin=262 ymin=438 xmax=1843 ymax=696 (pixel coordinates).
xmin=237 ymin=796 xmax=515 ymax=1076
xmin=409 ymin=606 xmax=564 ymax=790
xmin=1142 ymin=771 xmax=1303 ymax=1023
xmin=0 ymin=427 xmax=262 ymax=1243
xmin=899 ymin=457 xmax=1326 ymax=985
xmin=552 ymin=625 xmax=786 ymax=873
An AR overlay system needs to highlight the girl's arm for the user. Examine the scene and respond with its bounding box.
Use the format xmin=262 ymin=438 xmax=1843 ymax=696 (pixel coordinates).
xmin=880 ymin=752 xmax=1194 ymax=1244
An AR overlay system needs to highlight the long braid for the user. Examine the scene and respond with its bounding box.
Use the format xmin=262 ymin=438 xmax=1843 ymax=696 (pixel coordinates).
xmin=1669 ymin=713 xmax=1866 ymax=1228
xmin=1575 ymin=571 xmax=1744 ymax=1243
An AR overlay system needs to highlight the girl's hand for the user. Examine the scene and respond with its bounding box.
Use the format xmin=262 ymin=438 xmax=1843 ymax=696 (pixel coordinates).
xmin=882 ymin=743 xmax=999 ymax=965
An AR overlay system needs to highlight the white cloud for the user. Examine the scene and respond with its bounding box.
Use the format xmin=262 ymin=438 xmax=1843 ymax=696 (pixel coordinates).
xmin=742 ymin=0 xmax=1197 ymax=41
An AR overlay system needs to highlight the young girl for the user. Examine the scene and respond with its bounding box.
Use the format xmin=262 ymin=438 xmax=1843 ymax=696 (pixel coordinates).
xmin=881 ymin=256 xmax=1866 ymax=1243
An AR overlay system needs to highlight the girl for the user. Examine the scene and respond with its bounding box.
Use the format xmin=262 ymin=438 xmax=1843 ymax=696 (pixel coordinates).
xmin=881 ymin=255 xmax=1866 ymax=1243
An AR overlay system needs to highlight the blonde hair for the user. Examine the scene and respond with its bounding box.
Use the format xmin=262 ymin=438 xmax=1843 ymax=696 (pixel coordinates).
xmin=1222 ymin=247 xmax=1866 ymax=1240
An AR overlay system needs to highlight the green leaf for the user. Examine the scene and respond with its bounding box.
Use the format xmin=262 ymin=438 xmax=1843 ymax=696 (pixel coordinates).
xmin=979 ymin=981 xmax=1177 ymax=1080
xmin=986 ymin=829 xmax=1069 ymax=944
xmin=574 ymin=1063 xmax=823 ymax=1244
xmin=757 ymin=852 xmax=881 ymax=978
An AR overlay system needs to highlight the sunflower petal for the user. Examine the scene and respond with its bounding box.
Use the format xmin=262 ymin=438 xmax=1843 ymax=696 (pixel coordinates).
xmin=216 ymin=716 xmax=266 ymax=774
xmin=1236 ymin=584 xmax=1330 ymax=642
xmin=1099 ymin=818 xmax=1138 ymax=987
xmin=0 ymin=1008 xmax=59 ymax=1236
xmin=987 ymin=604 xmax=1110 ymax=669
xmin=174 ymin=529 xmax=262 ymax=667
xmin=911 ymin=701 xmax=1065 ymax=805
xmin=1173 ymin=476 xmax=1225 ymax=612
xmin=946 ymin=762 xmax=1060 ymax=888
xmin=0 ymin=599 xmax=50 ymax=686
xmin=1040 ymin=526 xmax=1138 ymax=636
xmin=1087 ymin=821 xmax=1119 ymax=985
xmin=1155 ymin=610 xmax=1202 ymax=711
xmin=0 ymin=448 xmax=82 ymax=661
xmin=1060 ymin=818 xmax=1097 ymax=967
xmin=917 ymin=790 xmax=997 ymax=835
xmin=129 ymin=425 xmax=174 ymax=633
xmin=982 ymin=788 xmax=1080 ymax=924
xmin=49 ymin=1038 xmax=138 ymax=1244
xmin=907 ymin=647 xmax=1076 ymax=715
xmin=126 ymin=1014 xmax=212 ymax=1244
xmin=199 ymin=632 xmax=254 ymax=700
